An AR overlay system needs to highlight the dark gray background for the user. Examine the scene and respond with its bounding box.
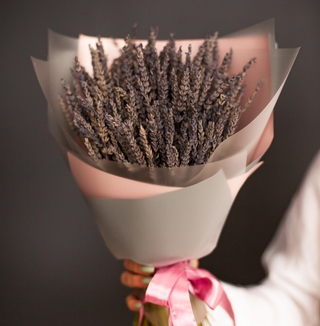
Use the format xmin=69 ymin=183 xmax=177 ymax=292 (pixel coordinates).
xmin=1 ymin=0 xmax=319 ymax=325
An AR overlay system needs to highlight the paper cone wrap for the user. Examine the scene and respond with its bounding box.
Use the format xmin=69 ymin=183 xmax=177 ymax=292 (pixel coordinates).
xmin=32 ymin=19 xmax=298 ymax=265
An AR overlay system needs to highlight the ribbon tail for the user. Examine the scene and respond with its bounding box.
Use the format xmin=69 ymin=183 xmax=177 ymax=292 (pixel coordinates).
xmin=219 ymin=290 xmax=235 ymax=324
xmin=138 ymin=304 xmax=144 ymax=326
xmin=187 ymin=268 xmax=236 ymax=325
xmin=168 ymin=271 xmax=198 ymax=326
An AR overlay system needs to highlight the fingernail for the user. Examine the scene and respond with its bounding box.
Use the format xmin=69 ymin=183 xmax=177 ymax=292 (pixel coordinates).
xmin=134 ymin=302 xmax=142 ymax=309
xmin=141 ymin=265 xmax=155 ymax=274
xmin=142 ymin=277 xmax=152 ymax=284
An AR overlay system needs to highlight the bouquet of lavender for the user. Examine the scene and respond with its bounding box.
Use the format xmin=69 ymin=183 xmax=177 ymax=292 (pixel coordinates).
xmin=32 ymin=20 xmax=298 ymax=325
xmin=61 ymin=28 xmax=261 ymax=168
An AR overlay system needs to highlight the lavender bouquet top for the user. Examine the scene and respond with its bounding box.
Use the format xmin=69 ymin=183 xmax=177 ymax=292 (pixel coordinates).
xmin=60 ymin=28 xmax=262 ymax=168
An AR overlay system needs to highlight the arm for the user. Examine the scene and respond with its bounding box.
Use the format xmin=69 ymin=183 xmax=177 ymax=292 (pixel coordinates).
xmin=219 ymin=151 xmax=320 ymax=325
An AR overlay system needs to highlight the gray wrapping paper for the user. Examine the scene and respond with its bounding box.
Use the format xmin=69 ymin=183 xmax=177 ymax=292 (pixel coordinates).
xmin=85 ymin=170 xmax=232 ymax=267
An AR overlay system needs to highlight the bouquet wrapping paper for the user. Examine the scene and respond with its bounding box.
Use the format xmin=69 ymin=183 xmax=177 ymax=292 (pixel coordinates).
xmin=32 ymin=19 xmax=298 ymax=325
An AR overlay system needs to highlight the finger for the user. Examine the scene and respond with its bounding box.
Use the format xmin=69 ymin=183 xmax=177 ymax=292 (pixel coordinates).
xmin=121 ymin=271 xmax=152 ymax=288
xmin=126 ymin=293 xmax=143 ymax=312
xmin=123 ymin=259 xmax=155 ymax=275
xmin=190 ymin=260 xmax=199 ymax=268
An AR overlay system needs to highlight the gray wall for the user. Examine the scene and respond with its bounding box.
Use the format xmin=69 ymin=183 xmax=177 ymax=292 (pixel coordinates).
xmin=1 ymin=0 xmax=319 ymax=325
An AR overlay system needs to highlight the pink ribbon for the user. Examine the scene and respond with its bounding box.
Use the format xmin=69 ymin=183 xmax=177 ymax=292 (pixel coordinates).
xmin=139 ymin=261 xmax=235 ymax=326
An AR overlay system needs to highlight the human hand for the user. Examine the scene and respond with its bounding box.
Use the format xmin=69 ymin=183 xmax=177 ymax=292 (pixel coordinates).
xmin=121 ymin=260 xmax=155 ymax=311
xmin=121 ymin=259 xmax=199 ymax=311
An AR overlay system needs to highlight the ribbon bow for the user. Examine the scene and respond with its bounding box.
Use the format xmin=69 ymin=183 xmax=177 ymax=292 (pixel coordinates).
xmin=140 ymin=261 xmax=235 ymax=326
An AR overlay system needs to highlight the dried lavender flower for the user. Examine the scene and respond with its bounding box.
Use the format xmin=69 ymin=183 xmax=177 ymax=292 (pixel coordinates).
xmin=60 ymin=29 xmax=262 ymax=167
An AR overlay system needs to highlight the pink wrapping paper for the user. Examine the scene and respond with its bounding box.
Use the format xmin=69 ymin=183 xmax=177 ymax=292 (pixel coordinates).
xmin=68 ymin=151 xmax=262 ymax=200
